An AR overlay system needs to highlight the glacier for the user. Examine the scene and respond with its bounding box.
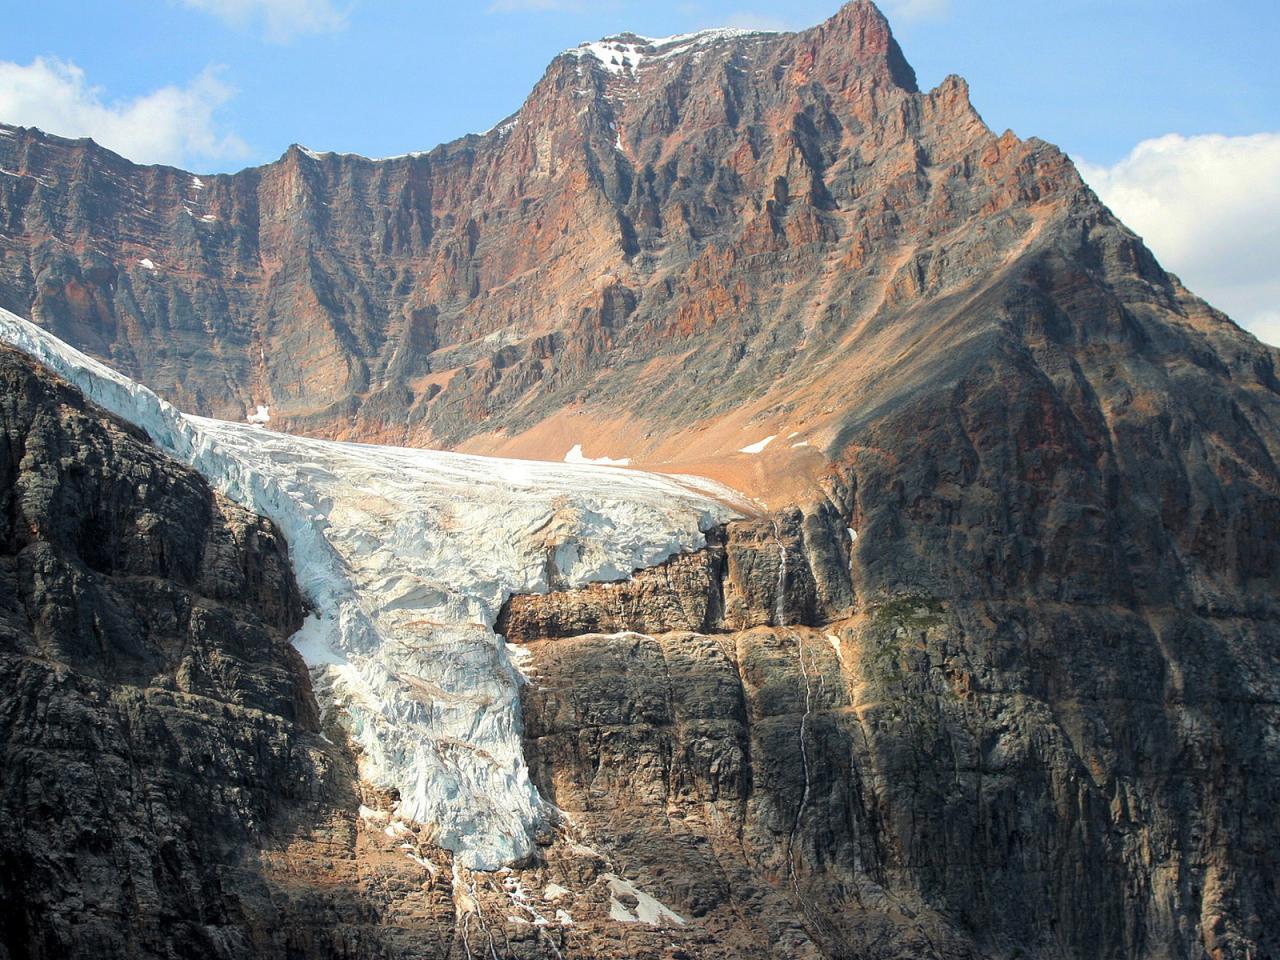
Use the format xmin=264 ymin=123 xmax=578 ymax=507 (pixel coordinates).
xmin=0 ymin=308 xmax=746 ymax=869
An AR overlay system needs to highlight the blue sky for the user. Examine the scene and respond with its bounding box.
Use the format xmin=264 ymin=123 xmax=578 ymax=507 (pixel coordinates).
xmin=1 ymin=0 xmax=1277 ymax=341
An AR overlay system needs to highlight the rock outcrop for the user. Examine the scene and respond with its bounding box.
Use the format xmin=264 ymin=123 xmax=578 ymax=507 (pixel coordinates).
xmin=509 ymin=563 xmax=1280 ymax=959
xmin=498 ymin=504 xmax=857 ymax=641
xmin=0 ymin=345 xmax=463 ymax=959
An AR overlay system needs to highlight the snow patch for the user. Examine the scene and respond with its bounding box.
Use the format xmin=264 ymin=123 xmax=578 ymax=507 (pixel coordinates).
xmin=827 ymin=633 xmax=844 ymax=664
xmin=478 ymin=117 xmax=519 ymax=139
xmin=738 ymin=435 xmax=775 ymax=454
xmin=568 ymin=39 xmax=646 ymax=75
xmin=0 ymin=308 xmax=745 ymax=872
xmin=190 ymin=176 xmax=204 ymax=190
xmin=543 ymin=882 xmax=571 ymax=901
xmin=377 ymin=150 xmax=429 ymax=160
xmin=566 ymin=27 xmax=775 ymax=77
xmin=137 ymin=258 xmax=156 ymax=271
xmin=604 ymin=873 xmax=685 ymax=927
xmin=247 ymin=404 xmax=271 ymax=425
xmin=564 ymin=443 xmax=631 ymax=466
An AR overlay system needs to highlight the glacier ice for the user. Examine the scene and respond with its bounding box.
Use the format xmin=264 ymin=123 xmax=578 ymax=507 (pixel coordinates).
xmin=0 ymin=308 xmax=745 ymax=869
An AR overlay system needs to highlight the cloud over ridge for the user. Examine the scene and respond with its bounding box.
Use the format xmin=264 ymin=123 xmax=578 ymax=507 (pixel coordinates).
xmin=0 ymin=57 xmax=247 ymax=168
xmin=1078 ymin=132 xmax=1280 ymax=346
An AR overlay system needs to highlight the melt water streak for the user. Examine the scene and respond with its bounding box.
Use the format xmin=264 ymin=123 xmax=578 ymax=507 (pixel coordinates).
xmin=0 ymin=308 xmax=747 ymax=869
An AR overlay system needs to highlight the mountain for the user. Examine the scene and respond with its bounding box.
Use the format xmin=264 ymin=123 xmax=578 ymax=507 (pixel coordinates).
xmin=1 ymin=2 xmax=1279 ymax=959
xmin=6 ymin=3 xmax=1269 ymax=502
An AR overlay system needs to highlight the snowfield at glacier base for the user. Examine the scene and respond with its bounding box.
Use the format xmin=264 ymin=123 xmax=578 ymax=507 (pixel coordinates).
xmin=0 ymin=308 xmax=746 ymax=869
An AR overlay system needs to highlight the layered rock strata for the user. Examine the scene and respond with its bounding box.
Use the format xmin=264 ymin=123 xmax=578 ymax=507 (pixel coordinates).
xmin=5 ymin=2 xmax=1271 ymax=507
xmin=502 ymin=492 xmax=1280 ymax=959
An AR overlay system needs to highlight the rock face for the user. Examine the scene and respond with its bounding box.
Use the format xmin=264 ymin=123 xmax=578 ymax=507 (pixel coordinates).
xmin=0 ymin=346 xmax=466 ymax=960
xmin=508 ymin=516 xmax=1280 ymax=959
xmin=1 ymin=1 xmax=1279 ymax=959
xmin=506 ymin=447 xmax=1280 ymax=960
xmin=8 ymin=1 xmax=1270 ymax=498
xmin=497 ymin=503 xmax=856 ymax=642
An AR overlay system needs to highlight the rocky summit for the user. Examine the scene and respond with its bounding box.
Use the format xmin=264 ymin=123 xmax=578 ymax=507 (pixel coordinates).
xmin=1 ymin=2 xmax=1279 ymax=959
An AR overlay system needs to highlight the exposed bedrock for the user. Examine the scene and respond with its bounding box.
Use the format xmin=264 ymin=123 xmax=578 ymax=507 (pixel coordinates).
xmin=513 ymin=589 xmax=1280 ymax=960
xmin=498 ymin=501 xmax=857 ymax=641
xmin=505 ymin=441 xmax=1280 ymax=960
xmin=0 ymin=346 xmax=475 ymax=960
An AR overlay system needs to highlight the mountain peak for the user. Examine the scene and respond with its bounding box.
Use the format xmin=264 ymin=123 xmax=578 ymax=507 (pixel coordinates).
xmin=807 ymin=0 xmax=918 ymax=91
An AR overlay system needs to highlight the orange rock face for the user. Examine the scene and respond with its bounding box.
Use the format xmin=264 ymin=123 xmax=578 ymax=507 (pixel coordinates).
xmin=0 ymin=1 xmax=1136 ymax=497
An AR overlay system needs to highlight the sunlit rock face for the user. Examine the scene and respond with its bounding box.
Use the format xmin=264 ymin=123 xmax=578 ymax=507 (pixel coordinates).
xmin=0 ymin=1 xmax=1151 ymax=493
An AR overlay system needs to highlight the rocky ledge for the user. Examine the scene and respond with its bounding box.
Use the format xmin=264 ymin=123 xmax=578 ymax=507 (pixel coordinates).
xmin=501 ymin=493 xmax=1280 ymax=959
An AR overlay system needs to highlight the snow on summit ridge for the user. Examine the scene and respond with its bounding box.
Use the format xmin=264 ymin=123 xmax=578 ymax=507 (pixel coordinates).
xmin=0 ymin=308 xmax=745 ymax=870
xmin=565 ymin=27 xmax=777 ymax=75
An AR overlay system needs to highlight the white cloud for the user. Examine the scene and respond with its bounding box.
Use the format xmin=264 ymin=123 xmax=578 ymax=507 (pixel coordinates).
xmin=879 ymin=0 xmax=950 ymax=21
xmin=1077 ymin=133 xmax=1280 ymax=346
xmin=179 ymin=0 xmax=347 ymax=41
xmin=0 ymin=57 xmax=248 ymax=168
xmin=1249 ymin=311 xmax=1280 ymax=348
